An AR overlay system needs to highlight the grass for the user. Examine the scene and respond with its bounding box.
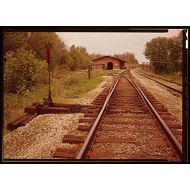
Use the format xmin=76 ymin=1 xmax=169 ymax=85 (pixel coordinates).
xmin=4 ymin=69 xmax=117 ymax=134
xmin=139 ymin=68 xmax=182 ymax=85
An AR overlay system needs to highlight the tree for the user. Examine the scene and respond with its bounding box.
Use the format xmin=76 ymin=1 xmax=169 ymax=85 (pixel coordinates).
xmin=144 ymin=37 xmax=169 ymax=74
xmin=4 ymin=47 xmax=48 ymax=93
xmin=63 ymin=45 xmax=91 ymax=71
xmin=90 ymin=53 xmax=105 ymax=60
xmin=3 ymin=32 xmax=29 ymax=54
xmin=114 ymin=52 xmax=139 ymax=64
xmin=168 ymin=32 xmax=183 ymax=73
xmin=144 ymin=32 xmax=183 ymax=74
xmin=28 ymin=32 xmax=66 ymax=70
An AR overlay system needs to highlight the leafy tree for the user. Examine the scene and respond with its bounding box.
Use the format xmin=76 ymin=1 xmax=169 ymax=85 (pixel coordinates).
xmin=168 ymin=32 xmax=183 ymax=73
xmin=4 ymin=47 xmax=48 ymax=94
xmin=90 ymin=53 xmax=105 ymax=60
xmin=144 ymin=37 xmax=169 ymax=74
xmin=114 ymin=52 xmax=139 ymax=64
xmin=28 ymin=32 xmax=66 ymax=70
xmin=3 ymin=32 xmax=29 ymax=54
xmin=75 ymin=46 xmax=91 ymax=69
xmin=4 ymin=31 xmax=119 ymax=95
xmin=62 ymin=45 xmax=91 ymax=71
xmin=60 ymin=49 xmax=73 ymax=69
xmin=144 ymin=32 xmax=183 ymax=74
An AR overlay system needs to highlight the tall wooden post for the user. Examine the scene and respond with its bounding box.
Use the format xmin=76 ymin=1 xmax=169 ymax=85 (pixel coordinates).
xmin=88 ymin=64 xmax=91 ymax=80
xmin=45 ymin=42 xmax=53 ymax=106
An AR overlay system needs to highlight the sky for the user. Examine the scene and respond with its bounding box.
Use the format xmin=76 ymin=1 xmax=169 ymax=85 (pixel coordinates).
xmin=57 ymin=29 xmax=181 ymax=64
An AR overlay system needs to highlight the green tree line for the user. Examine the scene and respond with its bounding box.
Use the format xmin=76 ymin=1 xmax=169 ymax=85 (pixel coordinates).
xmin=4 ymin=32 xmax=139 ymax=94
xmin=114 ymin=52 xmax=139 ymax=64
xmin=3 ymin=32 xmax=92 ymax=94
xmin=144 ymin=31 xmax=183 ymax=74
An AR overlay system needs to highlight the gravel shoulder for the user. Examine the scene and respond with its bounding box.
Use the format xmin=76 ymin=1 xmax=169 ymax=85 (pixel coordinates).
xmin=3 ymin=76 xmax=111 ymax=159
xmin=136 ymin=68 xmax=182 ymax=92
xmin=131 ymin=69 xmax=182 ymax=125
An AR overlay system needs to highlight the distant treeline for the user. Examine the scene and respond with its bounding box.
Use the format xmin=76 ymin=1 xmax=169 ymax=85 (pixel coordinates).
xmin=144 ymin=31 xmax=183 ymax=74
xmin=3 ymin=32 xmax=138 ymax=94
xmin=114 ymin=52 xmax=139 ymax=65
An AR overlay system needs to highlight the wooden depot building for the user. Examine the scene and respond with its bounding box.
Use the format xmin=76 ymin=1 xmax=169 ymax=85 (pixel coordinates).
xmin=91 ymin=56 xmax=126 ymax=70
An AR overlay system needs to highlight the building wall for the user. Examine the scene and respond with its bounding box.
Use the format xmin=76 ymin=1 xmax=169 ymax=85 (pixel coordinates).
xmin=93 ymin=64 xmax=104 ymax=70
xmin=93 ymin=57 xmax=122 ymax=69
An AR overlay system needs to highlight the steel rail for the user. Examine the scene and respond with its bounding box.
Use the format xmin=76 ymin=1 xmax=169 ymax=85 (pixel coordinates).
xmin=136 ymin=72 xmax=182 ymax=94
xmin=75 ymin=71 xmax=125 ymax=159
xmin=124 ymin=75 xmax=183 ymax=159
xmin=139 ymin=71 xmax=182 ymax=86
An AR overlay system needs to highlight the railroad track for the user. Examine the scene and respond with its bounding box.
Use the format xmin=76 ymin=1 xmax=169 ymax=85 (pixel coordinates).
xmin=135 ymin=71 xmax=182 ymax=95
xmin=54 ymin=70 xmax=182 ymax=161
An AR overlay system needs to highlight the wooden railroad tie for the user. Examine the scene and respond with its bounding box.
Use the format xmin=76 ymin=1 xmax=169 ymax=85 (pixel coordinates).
xmin=7 ymin=103 xmax=98 ymax=130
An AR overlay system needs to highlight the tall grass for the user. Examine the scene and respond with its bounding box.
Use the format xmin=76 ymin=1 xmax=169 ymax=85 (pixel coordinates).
xmin=145 ymin=70 xmax=182 ymax=85
xmin=4 ymin=69 xmax=116 ymax=134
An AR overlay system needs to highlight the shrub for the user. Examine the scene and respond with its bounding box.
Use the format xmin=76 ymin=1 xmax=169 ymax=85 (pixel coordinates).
xmin=4 ymin=47 xmax=48 ymax=94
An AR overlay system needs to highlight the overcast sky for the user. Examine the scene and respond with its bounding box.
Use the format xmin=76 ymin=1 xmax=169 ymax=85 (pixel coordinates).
xmin=57 ymin=29 xmax=180 ymax=64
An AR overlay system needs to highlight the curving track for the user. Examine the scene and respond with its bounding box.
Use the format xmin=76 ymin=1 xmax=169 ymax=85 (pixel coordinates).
xmin=54 ymin=70 xmax=182 ymax=161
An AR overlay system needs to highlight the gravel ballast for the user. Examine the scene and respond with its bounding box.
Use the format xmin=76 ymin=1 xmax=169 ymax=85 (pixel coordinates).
xmin=3 ymin=113 xmax=83 ymax=159
xmin=131 ymin=69 xmax=182 ymax=125
xmin=3 ymin=77 xmax=111 ymax=159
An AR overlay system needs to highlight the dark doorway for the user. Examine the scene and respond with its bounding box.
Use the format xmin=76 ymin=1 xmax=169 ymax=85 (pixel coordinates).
xmin=107 ymin=62 xmax=113 ymax=70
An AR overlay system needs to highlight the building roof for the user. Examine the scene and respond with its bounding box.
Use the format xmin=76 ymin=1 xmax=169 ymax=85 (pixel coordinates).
xmin=92 ymin=56 xmax=126 ymax=63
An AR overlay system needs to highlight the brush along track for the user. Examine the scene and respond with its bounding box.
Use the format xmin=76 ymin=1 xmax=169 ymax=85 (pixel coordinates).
xmin=54 ymin=70 xmax=182 ymax=161
xmin=135 ymin=71 xmax=182 ymax=96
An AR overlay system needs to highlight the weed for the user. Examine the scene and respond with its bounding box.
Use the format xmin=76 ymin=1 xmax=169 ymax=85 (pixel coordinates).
xmin=4 ymin=69 xmax=115 ymax=134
